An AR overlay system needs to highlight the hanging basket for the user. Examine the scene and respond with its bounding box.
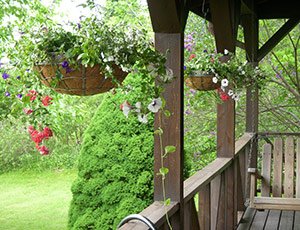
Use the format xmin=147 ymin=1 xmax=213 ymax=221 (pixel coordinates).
xmin=35 ymin=63 xmax=128 ymax=96
xmin=185 ymin=72 xmax=220 ymax=91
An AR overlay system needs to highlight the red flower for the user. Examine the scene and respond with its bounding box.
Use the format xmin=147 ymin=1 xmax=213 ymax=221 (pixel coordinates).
xmin=28 ymin=126 xmax=35 ymax=134
xmin=217 ymin=88 xmax=230 ymax=101
xmin=37 ymin=145 xmax=49 ymax=155
xmin=41 ymin=95 xmax=53 ymax=106
xmin=30 ymin=130 xmax=45 ymax=144
xmin=23 ymin=108 xmax=33 ymax=115
xmin=26 ymin=90 xmax=38 ymax=101
xmin=189 ymin=54 xmax=196 ymax=61
xmin=43 ymin=127 xmax=53 ymax=139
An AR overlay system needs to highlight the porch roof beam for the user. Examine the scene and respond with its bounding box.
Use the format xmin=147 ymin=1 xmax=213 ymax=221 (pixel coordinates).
xmin=258 ymin=18 xmax=300 ymax=61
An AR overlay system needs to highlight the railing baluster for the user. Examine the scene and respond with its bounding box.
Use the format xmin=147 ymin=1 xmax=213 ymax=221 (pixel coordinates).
xmin=199 ymin=183 xmax=211 ymax=229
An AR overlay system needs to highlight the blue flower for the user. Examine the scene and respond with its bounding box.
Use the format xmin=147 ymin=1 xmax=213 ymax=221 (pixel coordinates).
xmin=2 ymin=73 xmax=9 ymax=79
xmin=17 ymin=94 xmax=22 ymax=99
xmin=5 ymin=91 xmax=10 ymax=97
xmin=16 ymin=76 xmax=21 ymax=80
xmin=62 ymin=61 xmax=69 ymax=68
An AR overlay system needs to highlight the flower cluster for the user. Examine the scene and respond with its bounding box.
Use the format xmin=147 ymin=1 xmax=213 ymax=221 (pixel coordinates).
xmin=120 ymin=97 xmax=163 ymax=124
xmin=184 ymin=34 xmax=265 ymax=101
xmin=28 ymin=125 xmax=53 ymax=155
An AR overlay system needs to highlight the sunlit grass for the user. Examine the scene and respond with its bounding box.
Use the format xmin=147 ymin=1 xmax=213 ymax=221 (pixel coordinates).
xmin=0 ymin=170 xmax=77 ymax=230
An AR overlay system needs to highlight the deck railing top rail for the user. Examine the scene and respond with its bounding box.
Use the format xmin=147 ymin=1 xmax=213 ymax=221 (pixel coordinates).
xmin=119 ymin=133 xmax=255 ymax=229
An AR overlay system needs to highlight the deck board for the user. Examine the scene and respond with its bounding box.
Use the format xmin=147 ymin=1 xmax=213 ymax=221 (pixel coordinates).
xmin=279 ymin=210 xmax=294 ymax=229
xmin=249 ymin=210 xmax=269 ymax=230
xmin=237 ymin=208 xmax=300 ymax=229
xmin=294 ymin=211 xmax=300 ymax=230
xmin=264 ymin=210 xmax=281 ymax=230
xmin=237 ymin=208 xmax=256 ymax=230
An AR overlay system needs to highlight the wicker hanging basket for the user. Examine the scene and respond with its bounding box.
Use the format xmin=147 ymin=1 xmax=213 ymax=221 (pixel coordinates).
xmin=185 ymin=72 xmax=220 ymax=91
xmin=35 ymin=63 xmax=128 ymax=96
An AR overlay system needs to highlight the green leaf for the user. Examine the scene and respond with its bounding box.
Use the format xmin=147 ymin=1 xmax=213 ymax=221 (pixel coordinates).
xmin=159 ymin=167 xmax=169 ymax=176
xmin=164 ymin=110 xmax=171 ymax=117
xmin=154 ymin=128 xmax=163 ymax=135
xmin=164 ymin=198 xmax=171 ymax=206
xmin=165 ymin=145 xmax=176 ymax=154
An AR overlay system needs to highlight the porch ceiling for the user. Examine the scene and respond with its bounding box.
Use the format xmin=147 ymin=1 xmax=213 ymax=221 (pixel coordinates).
xmin=190 ymin=0 xmax=300 ymax=21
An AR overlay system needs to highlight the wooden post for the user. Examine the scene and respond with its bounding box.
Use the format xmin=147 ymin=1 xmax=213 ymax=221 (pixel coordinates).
xmin=146 ymin=1 xmax=187 ymax=229
xmin=242 ymin=5 xmax=259 ymax=200
xmin=153 ymin=33 xmax=184 ymax=230
xmin=210 ymin=0 xmax=240 ymax=229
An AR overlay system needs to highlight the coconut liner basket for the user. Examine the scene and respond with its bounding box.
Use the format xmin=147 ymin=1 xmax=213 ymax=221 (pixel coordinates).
xmin=185 ymin=72 xmax=220 ymax=91
xmin=35 ymin=63 xmax=128 ymax=96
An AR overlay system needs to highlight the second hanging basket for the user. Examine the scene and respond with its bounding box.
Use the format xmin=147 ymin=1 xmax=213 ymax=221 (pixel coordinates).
xmin=185 ymin=72 xmax=220 ymax=91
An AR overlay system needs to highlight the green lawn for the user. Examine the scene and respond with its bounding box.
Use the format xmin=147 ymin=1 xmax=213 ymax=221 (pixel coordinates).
xmin=0 ymin=170 xmax=77 ymax=230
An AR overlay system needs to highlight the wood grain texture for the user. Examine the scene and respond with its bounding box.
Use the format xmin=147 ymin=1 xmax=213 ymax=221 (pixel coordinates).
xmin=294 ymin=211 xmax=300 ymax=230
xmin=297 ymin=138 xmax=300 ymax=198
xmin=236 ymin=208 xmax=256 ymax=230
xmin=153 ymin=33 xmax=184 ymax=229
xmin=273 ymin=138 xmax=283 ymax=197
xmin=264 ymin=210 xmax=281 ymax=230
xmin=262 ymin=143 xmax=272 ymax=197
xmin=199 ymin=184 xmax=210 ymax=229
xmin=284 ymin=137 xmax=295 ymax=198
xmin=250 ymin=210 xmax=269 ymax=230
xmin=278 ymin=211 xmax=294 ymax=230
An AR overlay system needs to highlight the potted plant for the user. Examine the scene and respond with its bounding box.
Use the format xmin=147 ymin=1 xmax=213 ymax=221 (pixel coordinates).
xmin=185 ymin=48 xmax=264 ymax=95
xmin=13 ymin=16 xmax=166 ymax=96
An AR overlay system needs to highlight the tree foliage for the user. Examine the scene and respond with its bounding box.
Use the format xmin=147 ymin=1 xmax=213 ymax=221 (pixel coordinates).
xmin=68 ymin=73 xmax=155 ymax=230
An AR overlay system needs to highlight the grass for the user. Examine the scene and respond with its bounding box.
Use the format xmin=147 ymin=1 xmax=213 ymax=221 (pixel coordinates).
xmin=0 ymin=169 xmax=77 ymax=230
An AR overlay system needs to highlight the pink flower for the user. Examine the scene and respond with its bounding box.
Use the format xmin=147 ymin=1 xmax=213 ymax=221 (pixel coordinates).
xmin=26 ymin=90 xmax=38 ymax=101
xmin=23 ymin=108 xmax=33 ymax=115
xmin=43 ymin=127 xmax=53 ymax=139
xmin=41 ymin=95 xmax=53 ymax=106
xmin=37 ymin=145 xmax=49 ymax=155
xmin=28 ymin=126 xmax=35 ymax=134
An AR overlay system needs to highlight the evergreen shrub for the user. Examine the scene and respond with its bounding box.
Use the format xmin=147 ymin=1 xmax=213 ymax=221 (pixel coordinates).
xmin=68 ymin=73 xmax=154 ymax=229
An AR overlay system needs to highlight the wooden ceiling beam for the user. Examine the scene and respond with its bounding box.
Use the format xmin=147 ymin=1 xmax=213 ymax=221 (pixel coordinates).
xmin=210 ymin=0 xmax=241 ymax=53
xmin=147 ymin=0 xmax=188 ymax=33
xmin=258 ymin=18 xmax=300 ymax=61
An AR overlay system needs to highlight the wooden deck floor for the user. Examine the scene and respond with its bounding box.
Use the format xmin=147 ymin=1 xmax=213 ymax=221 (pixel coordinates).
xmin=237 ymin=208 xmax=300 ymax=230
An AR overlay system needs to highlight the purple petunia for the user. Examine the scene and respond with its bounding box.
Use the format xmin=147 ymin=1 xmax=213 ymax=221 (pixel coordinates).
xmin=5 ymin=91 xmax=10 ymax=97
xmin=2 ymin=72 xmax=9 ymax=79
xmin=17 ymin=94 xmax=22 ymax=99
xmin=62 ymin=61 xmax=69 ymax=68
xmin=66 ymin=66 xmax=72 ymax=73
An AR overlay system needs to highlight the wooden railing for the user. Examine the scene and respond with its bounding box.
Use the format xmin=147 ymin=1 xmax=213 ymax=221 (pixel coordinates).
xmin=119 ymin=133 xmax=254 ymax=229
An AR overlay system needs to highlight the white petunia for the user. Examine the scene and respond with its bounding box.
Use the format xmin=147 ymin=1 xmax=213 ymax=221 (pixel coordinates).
xmin=232 ymin=94 xmax=240 ymax=101
xmin=148 ymin=97 xmax=162 ymax=113
xmin=138 ymin=114 xmax=148 ymax=123
xmin=121 ymin=101 xmax=131 ymax=118
xmin=212 ymin=76 xmax=218 ymax=83
xmin=221 ymin=79 xmax=229 ymax=87
xmin=135 ymin=102 xmax=142 ymax=113
xmin=228 ymin=90 xmax=234 ymax=96
xmin=224 ymin=49 xmax=229 ymax=55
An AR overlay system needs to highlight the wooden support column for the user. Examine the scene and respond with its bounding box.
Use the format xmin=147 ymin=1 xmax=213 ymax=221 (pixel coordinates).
xmin=242 ymin=2 xmax=259 ymax=200
xmin=210 ymin=0 xmax=240 ymax=229
xmin=153 ymin=33 xmax=184 ymax=230
xmin=147 ymin=1 xmax=187 ymax=229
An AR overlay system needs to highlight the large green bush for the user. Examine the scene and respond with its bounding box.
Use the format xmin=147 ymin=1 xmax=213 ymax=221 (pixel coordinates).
xmin=68 ymin=74 xmax=155 ymax=230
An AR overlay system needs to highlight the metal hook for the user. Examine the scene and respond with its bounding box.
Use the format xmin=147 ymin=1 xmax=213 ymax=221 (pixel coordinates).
xmin=117 ymin=214 xmax=156 ymax=230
